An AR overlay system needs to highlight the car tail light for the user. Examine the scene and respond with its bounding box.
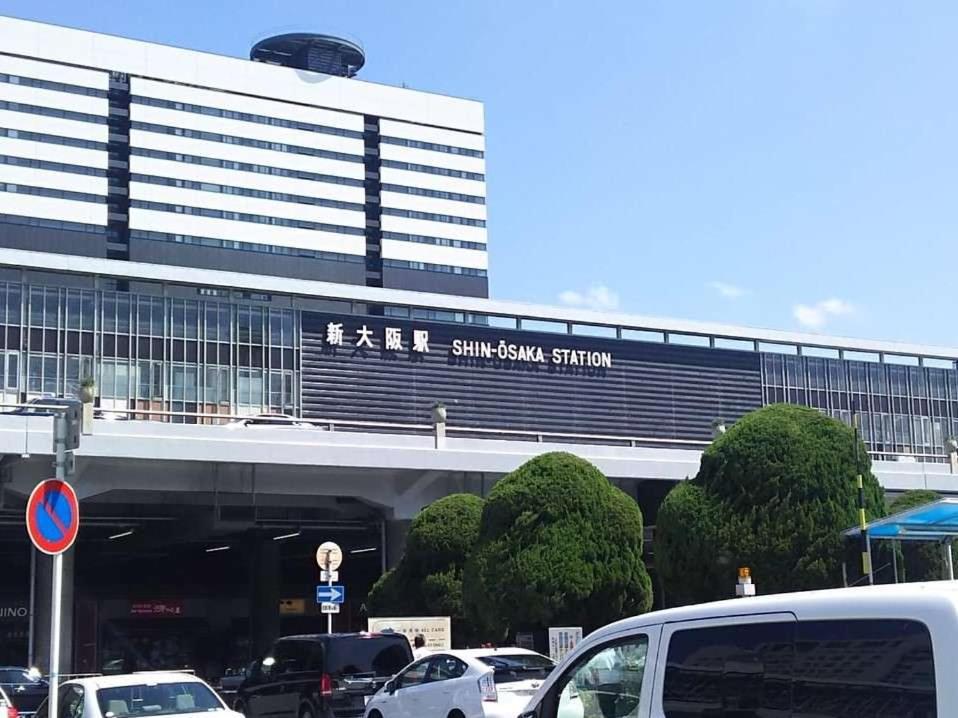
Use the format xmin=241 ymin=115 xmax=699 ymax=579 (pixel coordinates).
xmin=478 ymin=672 xmax=497 ymax=702
xmin=6 ymin=704 xmax=19 ymax=718
xmin=320 ymin=673 xmax=333 ymax=697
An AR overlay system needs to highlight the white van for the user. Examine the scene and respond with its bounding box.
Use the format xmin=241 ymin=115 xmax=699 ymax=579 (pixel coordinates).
xmin=519 ymin=582 xmax=947 ymax=718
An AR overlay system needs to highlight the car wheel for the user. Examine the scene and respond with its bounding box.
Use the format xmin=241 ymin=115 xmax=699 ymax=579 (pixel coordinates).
xmin=368 ymin=711 xmax=383 ymax=718
xmin=448 ymin=710 xmax=465 ymax=718
xmin=300 ymin=707 xmax=314 ymax=718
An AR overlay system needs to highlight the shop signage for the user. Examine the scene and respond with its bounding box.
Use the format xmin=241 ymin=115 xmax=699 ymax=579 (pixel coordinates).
xmin=130 ymin=600 xmax=183 ymax=616
xmin=548 ymin=626 xmax=583 ymax=663
xmin=279 ymin=599 xmax=305 ymax=615
xmin=367 ymin=616 xmax=452 ymax=650
xmin=317 ymin=321 xmax=614 ymax=368
xmin=0 ymin=605 xmax=28 ymax=619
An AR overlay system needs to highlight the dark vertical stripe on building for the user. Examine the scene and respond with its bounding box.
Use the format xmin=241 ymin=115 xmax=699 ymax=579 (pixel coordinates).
xmin=363 ymin=115 xmax=383 ymax=296
xmin=106 ymin=71 xmax=131 ymax=265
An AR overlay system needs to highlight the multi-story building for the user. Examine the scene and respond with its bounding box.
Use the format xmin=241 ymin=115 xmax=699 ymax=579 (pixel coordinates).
xmin=0 ymin=17 xmax=489 ymax=296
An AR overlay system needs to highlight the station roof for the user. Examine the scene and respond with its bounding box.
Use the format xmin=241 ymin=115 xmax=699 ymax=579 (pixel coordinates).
xmin=844 ymin=498 xmax=958 ymax=542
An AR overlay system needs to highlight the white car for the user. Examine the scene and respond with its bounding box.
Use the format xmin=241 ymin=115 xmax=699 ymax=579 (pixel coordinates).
xmin=32 ymin=672 xmax=243 ymax=718
xmin=364 ymin=648 xmax=555 ymax=718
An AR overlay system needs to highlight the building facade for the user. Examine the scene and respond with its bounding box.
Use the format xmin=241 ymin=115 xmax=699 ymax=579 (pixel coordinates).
xmin=0 ymin=16 xmax=488 ymax=296
xmin=0 ymin=249 xmax=955 ymax=460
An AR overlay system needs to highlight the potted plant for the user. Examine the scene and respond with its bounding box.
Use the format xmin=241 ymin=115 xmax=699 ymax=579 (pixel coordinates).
xmin=430 ymin=401 xmax=447 ymax=424
xmin=78 ymin=376 xmax=96 ymax=404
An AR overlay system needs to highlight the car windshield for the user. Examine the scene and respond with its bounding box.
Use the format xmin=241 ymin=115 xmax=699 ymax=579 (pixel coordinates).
xmin=478 ymin=654 xmax=555 ymax=684
xmin=96 ymin=682 xmax=224 ymax=717
xmin=0 ymin=669 xmax=39 ymax=684
xmin=326 ymin=637 xmax=412 ymax=678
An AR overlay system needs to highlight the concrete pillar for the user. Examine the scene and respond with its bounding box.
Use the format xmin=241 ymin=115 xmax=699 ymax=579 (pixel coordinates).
xmin=248 ymin=536 xmax=280 ymax=661
xmin=385 ymin=520 xmax=411 ymax=570
xmin=32 ymin=549 xmax=74 ymax=675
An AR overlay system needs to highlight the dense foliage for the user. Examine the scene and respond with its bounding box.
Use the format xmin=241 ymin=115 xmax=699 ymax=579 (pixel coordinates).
xmin=464 ymin=452 xmax=653 ymax=638
xmin=366 ymin=493 xmax=484 ymax=628
xmin=655 ymin=404 xmax=885 ymax=604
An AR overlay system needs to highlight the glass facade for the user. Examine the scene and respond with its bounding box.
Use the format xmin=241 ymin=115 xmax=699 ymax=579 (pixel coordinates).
xmin=0 ymin=280 xmax=297 ymax=420
xmin=0 ymin=273 xmax=954 ymax=461
xmin=763 ymin=353 xmax=958 ymax=459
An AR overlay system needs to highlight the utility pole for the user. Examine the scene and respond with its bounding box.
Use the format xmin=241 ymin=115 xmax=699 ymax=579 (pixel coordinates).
xmin=852 ymin=407 xmax=872 ymax=585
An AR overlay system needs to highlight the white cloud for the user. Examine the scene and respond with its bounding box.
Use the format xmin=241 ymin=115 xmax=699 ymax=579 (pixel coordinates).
xmin=707 ymin=281 xmax=748 ymax=299
xmin=558 ymin=284 xmax=620 ymax=312
xmin=793 ymin=298 xmax=854 ymax=329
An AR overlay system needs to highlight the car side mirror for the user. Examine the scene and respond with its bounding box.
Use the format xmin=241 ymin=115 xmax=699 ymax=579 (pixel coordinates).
xmin=385 ymin=680 xmax=396 ymax=695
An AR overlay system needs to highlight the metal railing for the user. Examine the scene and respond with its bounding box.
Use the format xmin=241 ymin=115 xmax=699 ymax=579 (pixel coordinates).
xmin=0 ymin=400 xmax=950 ymax=463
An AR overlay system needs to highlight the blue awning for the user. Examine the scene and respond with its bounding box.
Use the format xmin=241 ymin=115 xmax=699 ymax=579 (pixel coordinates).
xmin=845 ymin=498 xmax=958 ymax=542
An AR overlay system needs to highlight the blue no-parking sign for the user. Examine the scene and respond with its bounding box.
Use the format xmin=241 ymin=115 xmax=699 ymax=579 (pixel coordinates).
xmin=25 ymin=479 xmax=79 ymax=555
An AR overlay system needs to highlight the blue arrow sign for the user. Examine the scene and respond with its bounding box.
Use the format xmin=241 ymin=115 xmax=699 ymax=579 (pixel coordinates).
xmin=316 ymin=584 xmax=345 ymax=604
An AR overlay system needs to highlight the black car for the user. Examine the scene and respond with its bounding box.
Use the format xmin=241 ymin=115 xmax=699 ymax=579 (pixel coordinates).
xmin=236 ymin=633 xmax=413 ymax=718
xmin=5 ymin=397 xmax=80 ymax=417
xmin=0 ymin=668 xmax=47 ymax=718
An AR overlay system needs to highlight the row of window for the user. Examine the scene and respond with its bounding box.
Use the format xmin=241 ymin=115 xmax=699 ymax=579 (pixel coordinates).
xmin=765 ymin=353 xmax=958 ymax=400
xmin=0 ymin=71 xmax=107 ymax=98
xmin=382 ymin=258 xmax=487 ymax=277
xmin=129 ymin=229 xmax=365 ymax=263
xmin=130 ymin=147 xmax=362 ymax=187
xmin=0 ymin=182 xmax=106 ymax=204
xmin=381 ymin=183 xmax=485 ymax=204
xmin=132 ymin=95 xmax=363 ymax=139
xmin=381 ymin=206 xmax=486 ymax=227
xmin=381 ymin=230 xmax=486 ymax=251
xmin=130 ymin=199 xmax=365 ymax=235
xmin=0 ymin=98 xmax=107 ymax=125
xmin=130 ymin=174 xmax=364 ymax=212
xmin=0 ymin=213 xmax=106 ymax=235
xmin=131 ymin=121 xmax=362 ymax=164
xmin=380 ymin=134 xmax=484 ymax=159
xmin=0 ymin=153 xmax=107 ymax=177
xmin=0 ymin=126 xmax=107 ymax=151
xmin=381 ymin=158 xmax=484 ymax=182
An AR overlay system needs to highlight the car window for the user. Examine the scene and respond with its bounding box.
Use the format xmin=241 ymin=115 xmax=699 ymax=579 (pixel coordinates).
xmin=426 ymin=656 xmax=467 ymax=682
xmin=326 ymin=636 xmax=412 ymax=678
xmin=552 ymin=636 xmax=649 ymax=718
xmin=396 ymin=660 xmax=431 ymax=689
xmin=478 ymin=653 xmax=554 ymax=684
xmin=59 ymin=686 xmax=84 ymax=718
xmin=273 ymin=640 xmax=310 ymax=674
xmin=96 ymin=681 xmax=223 ymax=717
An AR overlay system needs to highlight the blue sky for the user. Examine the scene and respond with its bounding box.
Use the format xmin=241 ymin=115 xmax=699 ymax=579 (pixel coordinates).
xmin=6 ymin=2 xmax=958 ymax=344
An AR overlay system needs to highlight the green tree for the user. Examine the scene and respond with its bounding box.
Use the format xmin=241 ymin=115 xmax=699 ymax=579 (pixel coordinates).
xmin=366 ymin=493 xmax=484 ymax=637
xmin=464 ymin=452 xmax=653 ymax=638
xmin=655 ymin=404 xmax=885 ymax=603
xmin=654 ymin=482 xmax=728 ymax=606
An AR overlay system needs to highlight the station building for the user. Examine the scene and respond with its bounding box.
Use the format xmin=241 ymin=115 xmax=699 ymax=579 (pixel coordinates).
xmin=0 ymin=14 xmax=955 ymax=681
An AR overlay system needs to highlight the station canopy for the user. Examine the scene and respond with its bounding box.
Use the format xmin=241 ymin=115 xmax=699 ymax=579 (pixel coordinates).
xmin=844 ymin=498 xmax=958 ymax=543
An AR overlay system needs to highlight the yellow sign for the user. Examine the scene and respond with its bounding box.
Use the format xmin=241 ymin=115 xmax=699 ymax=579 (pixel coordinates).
xmin=279 ymin=598 xmax=305 ymax=615
xmin=738 ymin=567 xmax=751 ymax=579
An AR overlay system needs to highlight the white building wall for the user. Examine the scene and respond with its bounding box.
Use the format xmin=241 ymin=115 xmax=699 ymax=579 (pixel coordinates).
xmin=129 ymin=155 xmax=365 ymax=204
xmin=0 ymin=15 xmax=489 ymax=280
xmin=129 ymin=207 xmax=366 ymax=255
xmin=381 ymin=238 xmax=488 ymax=270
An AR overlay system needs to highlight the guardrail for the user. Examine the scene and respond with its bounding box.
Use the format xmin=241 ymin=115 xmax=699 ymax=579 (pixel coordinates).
xmin=0 ymin=401 xmax=949 ymax=463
